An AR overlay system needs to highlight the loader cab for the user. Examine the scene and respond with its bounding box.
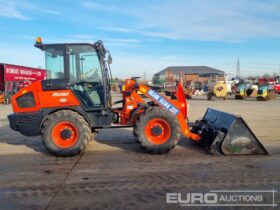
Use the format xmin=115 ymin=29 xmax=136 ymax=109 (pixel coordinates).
xmin=36 ymin=38 xmax=112 ymax=110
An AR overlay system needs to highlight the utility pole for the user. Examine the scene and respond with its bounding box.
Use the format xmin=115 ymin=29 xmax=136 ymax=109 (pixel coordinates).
xmin=236 ymin=58 xmax=240 ymax=79
xmin=143 ymin=71 xmax=146 ymax=80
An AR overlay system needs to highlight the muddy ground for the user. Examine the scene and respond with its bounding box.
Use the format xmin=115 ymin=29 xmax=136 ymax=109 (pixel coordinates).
xmin=0 ymin=95 xmax=279 ymax=209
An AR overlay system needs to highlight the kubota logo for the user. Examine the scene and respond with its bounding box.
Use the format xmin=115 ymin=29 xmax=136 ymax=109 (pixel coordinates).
xmin=52 ymin=92 xmax=69 ymax=97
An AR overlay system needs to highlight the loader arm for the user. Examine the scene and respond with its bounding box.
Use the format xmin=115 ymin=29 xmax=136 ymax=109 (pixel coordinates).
xmin=137 ymin=83 xmax=201 ymax=141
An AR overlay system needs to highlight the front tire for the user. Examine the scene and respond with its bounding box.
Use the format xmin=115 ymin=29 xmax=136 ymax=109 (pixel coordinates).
xmin=41 ymin=110 xmax=91 ymax=157
xmin=134 ymin=107 xmax=180 ymax=154
xmin=132 ymin=127 xmax=140 ymax=143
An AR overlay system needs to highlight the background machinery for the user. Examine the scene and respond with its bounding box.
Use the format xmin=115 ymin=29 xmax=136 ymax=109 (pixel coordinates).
xmin=235 ymin=83 xmax=247 ymax=99
xmin=257 ymin=86 xmax=276 ymax=101
xmin=257 ymin=78 xmax=276 ymax=101
xmin=207 ymin=81 xmax=228 ymax=100
xmin=8 ymin=38 xmax=268 ymax=156
xmin=164 ymin=81 xmax=192 ymax=99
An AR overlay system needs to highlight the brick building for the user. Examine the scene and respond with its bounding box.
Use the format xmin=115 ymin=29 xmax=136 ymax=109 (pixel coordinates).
xmin=154 ymin=66 xmax=225 ymax=85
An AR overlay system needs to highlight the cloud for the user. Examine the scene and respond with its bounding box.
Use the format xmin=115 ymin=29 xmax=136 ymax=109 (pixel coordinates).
xmin=105 ymin=38 xmax=140 ymax=44
xmin=17 ymin=35 xmax=67 ymax=43
xmin=0 ymin=4 xmax=29 ymax=20
xmin=0 ymin=1 xmax=62 ymax=20
xmin=18 ymin=33 xmax=141 ymax=47
xmin=0 ymin=42 xmax=44 ymax=67
xmin=91 ymin=0 xmax=280 ymax=42
xmin=69 ymin=34 xmax=94 ymax=41
xmin=37 ymin=9 xmax=62 ymax=16
xmin=81 ymin=1 xmax=118 ymax=12
xmin=110 ymin=54 xmax=197 ymax=78
xmin=99 ymin=27 xmax=134 ymax=33
xmin=81 ymin=2 xmax=102 ymax=9
xmin=101 ymin=27 xmax=186 ymax=40
xmin=69 ymin=34 xmax=140 ymax=46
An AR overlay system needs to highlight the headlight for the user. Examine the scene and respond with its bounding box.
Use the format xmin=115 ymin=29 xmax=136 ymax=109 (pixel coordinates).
xmin=16 ymin=92 xmax=35 ymax=108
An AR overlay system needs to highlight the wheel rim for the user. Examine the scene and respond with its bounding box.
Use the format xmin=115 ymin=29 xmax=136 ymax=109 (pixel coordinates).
xmin=144 ymin=118 xmax=171 ymax=145
xmin=51 ymin=121 xmax=79 ymax=148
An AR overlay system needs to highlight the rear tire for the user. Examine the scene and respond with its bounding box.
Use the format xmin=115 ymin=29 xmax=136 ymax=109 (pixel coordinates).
xmin=41 ymin=110 xmax=91 ymax=157
xmin=134 ymin=107 xmax=180 ymax=154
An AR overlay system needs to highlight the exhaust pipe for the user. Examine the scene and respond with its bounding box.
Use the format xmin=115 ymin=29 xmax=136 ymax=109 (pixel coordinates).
xmin=191 ymin=109 xmax=268 ymax=155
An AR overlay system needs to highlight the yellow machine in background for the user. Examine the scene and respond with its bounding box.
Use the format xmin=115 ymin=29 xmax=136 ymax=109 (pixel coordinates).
xmin=257 ymin=86 xmax=276 ymax=101
xmin=207 ymin=81 xmax=228 ymax=100
xmin=235 ymin=84 xmax=258 ymax=100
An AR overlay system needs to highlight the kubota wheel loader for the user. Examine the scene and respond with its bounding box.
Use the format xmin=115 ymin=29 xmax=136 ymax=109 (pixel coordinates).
xmin=8 ymin=37 xmax=268 ymax=156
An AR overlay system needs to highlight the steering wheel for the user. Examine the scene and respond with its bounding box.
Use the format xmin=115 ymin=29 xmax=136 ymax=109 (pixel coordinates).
xmin=76 ymin=81 xmax=103 ymax=94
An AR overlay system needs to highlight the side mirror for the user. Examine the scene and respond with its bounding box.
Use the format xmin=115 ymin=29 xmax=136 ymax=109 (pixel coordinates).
xmin=108 ymin=55 xmax=113 ymax=64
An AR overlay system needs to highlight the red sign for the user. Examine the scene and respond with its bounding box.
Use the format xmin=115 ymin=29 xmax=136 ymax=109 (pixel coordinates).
xmin=274 ymin=84 xmax=280 ymax=93
xmin=4 ymin=64 xmax=46 ymax=82
xmin=0 ymin=69 xmax=3 ymax=91
xmin=258 ymin=78 xmax=276 ymax=84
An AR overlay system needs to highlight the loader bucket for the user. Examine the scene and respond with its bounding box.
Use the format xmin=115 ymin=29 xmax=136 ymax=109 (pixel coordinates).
xmin=191 ymin=109 xmax=268 ymax=155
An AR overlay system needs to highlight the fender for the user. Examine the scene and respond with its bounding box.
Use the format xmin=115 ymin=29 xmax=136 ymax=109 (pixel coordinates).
xmin=128 ymin=103 xmax=149 ymax=124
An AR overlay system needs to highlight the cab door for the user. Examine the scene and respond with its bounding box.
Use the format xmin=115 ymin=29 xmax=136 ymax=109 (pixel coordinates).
xmin=67 ymin=44 xmax=113 ymax=127
xmin=68 ymin=44 xmax=106 ymax=109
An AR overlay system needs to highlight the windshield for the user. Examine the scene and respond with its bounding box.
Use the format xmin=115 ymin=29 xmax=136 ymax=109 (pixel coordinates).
xmin=45 ymin=46 xmax=65 ymax=79
xmin=45 ymin=44 xmax=103 ymax=84
xmin=68 ymin=45 xmax=103 ymax=84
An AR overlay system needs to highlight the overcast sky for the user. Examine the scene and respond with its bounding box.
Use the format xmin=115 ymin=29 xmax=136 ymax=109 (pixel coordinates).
xmin=0 ymin=0 xmax=280 ymax=78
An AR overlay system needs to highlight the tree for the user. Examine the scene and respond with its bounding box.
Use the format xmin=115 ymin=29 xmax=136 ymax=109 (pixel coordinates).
xmin=152 ymin=75 xmax=160 ymax=84
xmin=152 ymin=74 xmax=167 ymax=85
xmin=262 ymin=73 xmax=271 ymax=79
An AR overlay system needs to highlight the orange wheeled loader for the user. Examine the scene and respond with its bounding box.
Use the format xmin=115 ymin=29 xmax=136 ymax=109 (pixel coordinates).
xmin=8 ymin=38 xmax=268 ymax=156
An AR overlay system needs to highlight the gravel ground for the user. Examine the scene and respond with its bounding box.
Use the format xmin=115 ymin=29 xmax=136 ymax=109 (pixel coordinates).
xmin=0 ymin=95 xmax=279 ymax=209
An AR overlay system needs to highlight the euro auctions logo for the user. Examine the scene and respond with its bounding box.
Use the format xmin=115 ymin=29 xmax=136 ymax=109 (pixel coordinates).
xmin=167 ymin=192 xmax=218 ymax=204
xmin=166 ymin=190 xmax=277 ymax=207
